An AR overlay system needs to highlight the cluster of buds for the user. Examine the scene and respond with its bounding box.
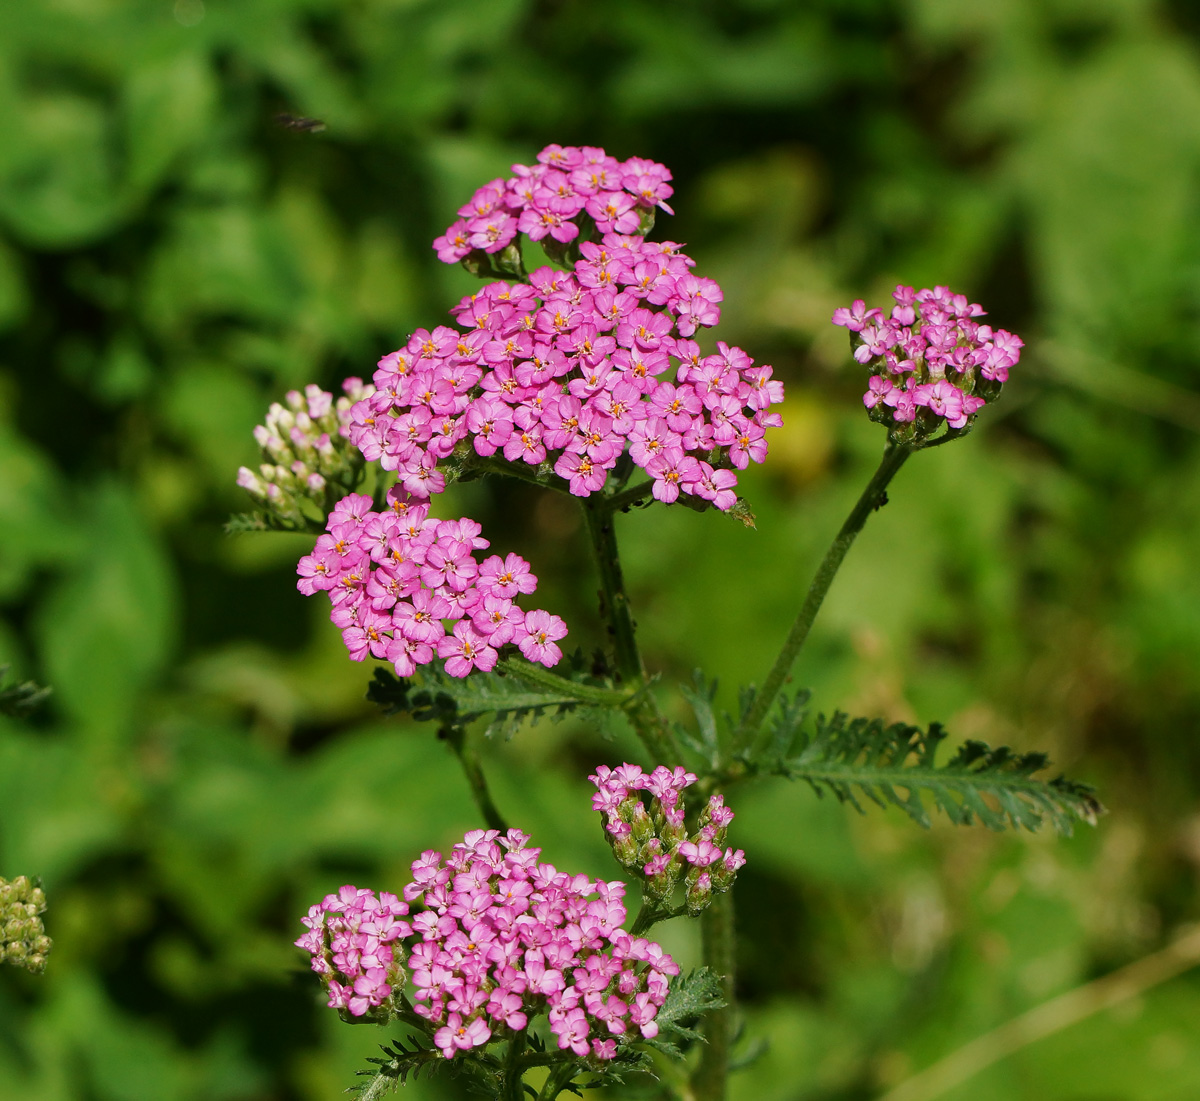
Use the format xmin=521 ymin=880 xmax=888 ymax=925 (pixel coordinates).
xmin=297 ymin=826 xmax=679 ymax=1062
xmin=589 ymin=765 xmax=745 ymax=916
xmin=0 ymin=875 xmax=51 ymax=974
xmin=833 ymin=284 xmax=1023 ymax=446
xmin=236 ymin=380 xmax=373 ymax=525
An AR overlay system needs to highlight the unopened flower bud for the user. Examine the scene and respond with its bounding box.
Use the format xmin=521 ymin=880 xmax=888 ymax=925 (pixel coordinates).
xmin=685 ymin=871 xmax=713 ymax=916
xmin=1 ymin=875 xmax=51 ymax=974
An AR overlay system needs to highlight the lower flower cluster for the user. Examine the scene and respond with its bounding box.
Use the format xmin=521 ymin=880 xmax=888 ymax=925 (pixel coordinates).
xmin=296 ymin=490 xmax=567 ymax=677
xmin=297 ymin=827 xmax=679 ymax=1061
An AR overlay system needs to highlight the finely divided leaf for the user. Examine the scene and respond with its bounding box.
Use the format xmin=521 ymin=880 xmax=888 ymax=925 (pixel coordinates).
xmin=775 ymin=711 xmax=1103 ymax=835
xmin=367 ymin=655 xmax=616 ymax=739
xmin=641 ymin=968 xmax=726 ymax=1058
xmin=353 ymin=1038 xmax=443 ymax=1098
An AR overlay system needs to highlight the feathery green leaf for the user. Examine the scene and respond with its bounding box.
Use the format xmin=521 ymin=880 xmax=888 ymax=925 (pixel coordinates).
xmin=770 ymin=711 xmax=1104 ymax=834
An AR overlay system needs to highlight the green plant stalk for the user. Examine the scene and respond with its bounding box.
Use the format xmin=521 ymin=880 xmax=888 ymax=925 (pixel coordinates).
xmin=600 ymin=478 xmax=656 ymax=514
xmin=731 ymin=442 xmax=912 ymax=757
xmin=691 ymin=893 xmax=736 ymax=1101
xmin=501 ymin=655 xmax=637 ymax=708
xmin=536 ymin=1061 xmax=579 ymax=1101
xmin=503 ymin=1031 xmax=527 ymax=1101
xmin=580 ymin=497 xmax=681 ymax=765
xmin=443 ymin=726 xmax=509 ymax=832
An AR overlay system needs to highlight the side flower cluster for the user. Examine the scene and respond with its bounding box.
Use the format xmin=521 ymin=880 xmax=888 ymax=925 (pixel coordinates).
xmin=297 ymin=490 xmax=568 ymax=678
xmin=434 ymin=145 xmax=674 ymax=259
xmin=237 ymin=379 xmax=373 ymax=522
xmin=833 ymin=285 xmax=1023 ymax=441
xmin=348 ymin=233 xmax=782 ymax=509
xmin=0 ymin=875 xmax=52 ymax=974
xmin=296 ymin=827 xmax=680 ymax=1062
xmin=590 ymin=764 xmax=745 ymax=916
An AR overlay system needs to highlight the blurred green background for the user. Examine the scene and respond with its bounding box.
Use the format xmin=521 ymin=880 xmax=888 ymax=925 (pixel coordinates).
xmin=3 ymin=0 xmax=1200 ymax=1098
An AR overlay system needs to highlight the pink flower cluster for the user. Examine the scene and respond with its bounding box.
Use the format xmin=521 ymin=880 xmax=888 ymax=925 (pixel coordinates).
xmin=347 ymin=236 xmax=782 ymax=509
xmin=297 ymin=490 xmax=568 ymax=678
xmin=832 ymin=285 xmax=1023 ymax=435
xmin=590 ymin=765 xmax=745 ymax=913
xmin=434 ymin=145 xmax=674 ymax=258
xmin=297 ymin=827 xmax=681 ymax=1062
xmin=296 ymin=885 xmax=411 ymax=1017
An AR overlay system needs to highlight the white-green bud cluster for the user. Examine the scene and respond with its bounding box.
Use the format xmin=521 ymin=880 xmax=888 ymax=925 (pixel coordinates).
xmin=237 ymin=380 xmax=374 ymax=525
xmin=0 ymin=875 xmax=52 ymax=974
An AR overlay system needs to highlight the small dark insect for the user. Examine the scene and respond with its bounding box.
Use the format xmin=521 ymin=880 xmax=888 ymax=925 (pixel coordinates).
xmin=274 ymin=113 xmax=327 ymax=134
xmin=874 ymin=491 xmax=889 ymax=511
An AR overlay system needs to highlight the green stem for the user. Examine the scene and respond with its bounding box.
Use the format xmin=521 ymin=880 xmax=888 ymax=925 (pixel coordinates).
xmin=536 ymin=1062 xmax=578 ymax=1101
xmin=500 ymin=655 xmax=635 ymax=708
xmin=580 ymin=498 xmax=682 ymax=765
xmin=444 ymin=726 xmax=508 ymax=832
xmin=600 ymin=478 xmax=656 ymax=514
xmin=731 ymin=442 xmax=912 ymax=758
xmin=581 ymin=497 xmax=643 ymax=683
xmin=629 ymin=898 xmax=685 ymax=936
xmin=503 ymin=1031 xmax=527 ymax=1101
xmin=462 ymin=453 xmax=573 ymax=495
xmin=691 ymin=893 xmax=736 ymax=1101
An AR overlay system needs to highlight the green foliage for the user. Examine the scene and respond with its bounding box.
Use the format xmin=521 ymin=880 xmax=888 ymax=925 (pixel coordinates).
xmin=0 ymin=665 xmax=50 ymax=719
xmin=766 ymin=709 xmax=1104 ymax=835
xmin=2 ymin=0 xmax=1200 ymax=1098
xmin=644 ymin=969 xmax=728 ymax=1059
xmin=367 ymin=657 xmax=625 ymax=740
xmin=354 ymin=1037 xmax=446 ymax=1099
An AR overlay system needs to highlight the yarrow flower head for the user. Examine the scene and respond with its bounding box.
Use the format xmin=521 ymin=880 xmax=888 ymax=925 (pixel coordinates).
xmin=239 ymin=144 xmax=784 ymax=678
xmin=296 ymin=824 xmax=680 ymax=1062
xmin=589 ymin=764 xmax=745 ymax=915
xmin=294 ymin=487 xmax=567 ymax=680
xmin=0 ymin=875 xmax=52 ymax=974
xmin=833 ymin=285 xmax=1023 ymax=446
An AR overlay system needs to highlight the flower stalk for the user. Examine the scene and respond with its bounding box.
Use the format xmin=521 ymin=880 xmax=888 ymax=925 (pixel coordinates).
xmin=731 ymin=442 xmax=913 ymax=758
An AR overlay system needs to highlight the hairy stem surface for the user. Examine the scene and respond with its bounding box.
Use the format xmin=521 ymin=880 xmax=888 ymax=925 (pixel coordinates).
xmin=580 ymin=498 xmax=681 ymax=764
xmin=444 ymin=726 xmax=508 ymax=832
xmin=732 ymin=443 xmax=912 ymax=757
xmin=691 ymin=893 xmax=736 ymax=1101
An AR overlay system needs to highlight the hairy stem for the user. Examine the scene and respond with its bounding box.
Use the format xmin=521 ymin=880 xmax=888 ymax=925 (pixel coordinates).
xmin=501 ymin=655 xmax=635 ymax=708
xmin=503 ymin=1031 xmax=527 ymax=1101
xmin=600 ymin=478 xmax=656 ymax=514
xmin=444 ymin=726 xmax=508 ymax=832
xmin=731 ymin=442 xmax=912 ymax=757
xmin=580 ymin=498 xmax=681 ymax=765
xmin=691 ymin=893 xmax=736 ymax=1101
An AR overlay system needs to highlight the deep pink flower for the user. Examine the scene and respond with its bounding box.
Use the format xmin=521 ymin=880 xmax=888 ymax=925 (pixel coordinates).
xmin=518 ymin=609 xmax=568 ymax=667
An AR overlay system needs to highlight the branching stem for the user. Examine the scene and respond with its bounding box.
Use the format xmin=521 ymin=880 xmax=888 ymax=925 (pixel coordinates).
xmin=731 ymin=442 xmax=912 ymax=757
xmin=443 ymin=726 xmax=509 ymax=833
xmin=580 ymin=497 xmax=681 ymax=765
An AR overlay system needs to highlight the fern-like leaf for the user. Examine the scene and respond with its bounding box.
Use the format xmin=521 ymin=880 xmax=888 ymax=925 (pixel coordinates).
xmin=640 ymin=968 xmax=726 ymax=1058
xmin=675 ymin=671 xmax=722 ymax=769
xmin=353 ymin=1037 xmax=443 ymax=1098
xmin=775 ymin=712 xmax=1103 ymax=834
xmin=367 ymin=654 xmax=623 ymax=739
